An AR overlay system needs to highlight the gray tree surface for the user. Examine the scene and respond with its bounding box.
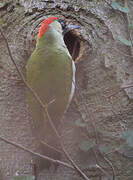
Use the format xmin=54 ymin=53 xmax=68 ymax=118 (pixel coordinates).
xmin=0 ymin=0 xmax=133 ymax=179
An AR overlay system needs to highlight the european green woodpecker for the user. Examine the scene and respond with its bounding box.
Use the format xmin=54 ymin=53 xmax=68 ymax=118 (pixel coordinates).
xmin=26 ymin=16 xmax=79 ymax=170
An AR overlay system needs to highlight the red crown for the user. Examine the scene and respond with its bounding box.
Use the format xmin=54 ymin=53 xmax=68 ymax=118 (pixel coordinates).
xmin=38 ymin=17 xmax=58 ymax=38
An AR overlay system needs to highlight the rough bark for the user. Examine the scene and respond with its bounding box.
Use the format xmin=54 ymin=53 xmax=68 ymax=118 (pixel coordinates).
xmin=0 ymin=0 xmax=133 ymax=179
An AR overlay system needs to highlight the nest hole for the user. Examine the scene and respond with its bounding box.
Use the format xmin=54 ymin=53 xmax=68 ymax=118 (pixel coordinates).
xmin=64 ymin=31 xmax=80 ymax=61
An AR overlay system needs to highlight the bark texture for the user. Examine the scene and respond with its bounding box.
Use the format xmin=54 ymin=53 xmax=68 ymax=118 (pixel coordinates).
xmin=0 ymin=0 xmax=133 ymax=179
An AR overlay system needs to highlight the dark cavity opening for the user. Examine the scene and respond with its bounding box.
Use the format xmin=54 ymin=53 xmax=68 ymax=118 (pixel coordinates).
xmin=64 ymin=31 xmax=80 ymax=61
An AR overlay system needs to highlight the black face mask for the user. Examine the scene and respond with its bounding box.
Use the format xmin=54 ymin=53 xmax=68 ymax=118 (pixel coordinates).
xmin=57 ymin=19 xmax=67 ymax=30
xmin=57 ymin=19 xmax=80 ymax=36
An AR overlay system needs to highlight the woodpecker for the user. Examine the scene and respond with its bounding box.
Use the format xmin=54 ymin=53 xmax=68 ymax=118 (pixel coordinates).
xmin=26 ymin=16 xmax=79 ymax=170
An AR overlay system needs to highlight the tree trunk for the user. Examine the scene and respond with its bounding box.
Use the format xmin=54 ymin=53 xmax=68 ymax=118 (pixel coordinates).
xmin=0 ymin=0 xmax=133 ymax=179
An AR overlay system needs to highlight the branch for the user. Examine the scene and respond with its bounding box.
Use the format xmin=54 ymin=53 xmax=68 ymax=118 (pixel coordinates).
xmin=101 ymin=155 xmax=115 ymax=180
xmin=0 ymin=28 xmax=90 ymax=180
xmin=96 ymin=164 xmax=111 ymax=179
xmin=75 ymin=81 xmax=115 ymax=179
xmin=0 ymin=135 xmax=73 ymax=169
xmin=41 ymin=140 xmax=62 ymax=154
xmin=0 ymin=29 xmax=47 ymax=111
xmin=106 ymin=84 xmax=133 ymax=98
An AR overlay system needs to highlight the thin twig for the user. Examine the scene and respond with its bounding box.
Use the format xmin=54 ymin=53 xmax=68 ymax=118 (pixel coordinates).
xmin=104 ymin=0 xmax=113 ymax=9
xmin=106 ymin=85 xmax=133 ymax=98
xmin=0 ymin=29 xmax=47 ymax=111
xmin=0 ymin=28 xmax=90 ymax=180
xmin=96 ymin=164 xmax=111 ymax=179
xmin=122 ymin=85 xmax=133 ymax=90
xmin=75 ymin=81 xmax=115 ymax=179
xmin=0 ymin=135 xmax=73 ymax=169
xmin=41 ymin=140 xmax=62 ymax=154
xmin=91 ymin=116 xmax=112 ymax=179
xmin=111 ymin=47 xmax=133 ymax=57
xmin=102 ymin=155 xmax=115 ymax=180
xmin=44 ymin=110 xmax=90 ymax=179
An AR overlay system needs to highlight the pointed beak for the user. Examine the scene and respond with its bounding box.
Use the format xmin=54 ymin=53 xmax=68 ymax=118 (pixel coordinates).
xmin=67 ymin=24 xmax=80 ymax=30
xmin=63 ymin=24 xmax=80 ymax=35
